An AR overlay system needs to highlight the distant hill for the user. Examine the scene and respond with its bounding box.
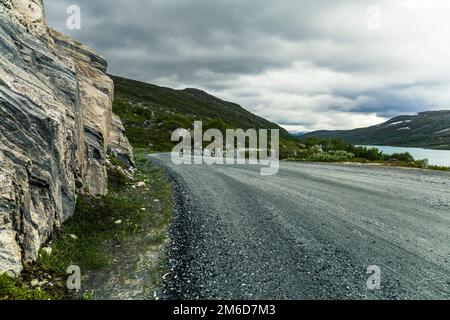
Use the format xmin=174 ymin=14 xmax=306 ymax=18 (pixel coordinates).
xmin=111 ymin=75 xmax=297 ymax=151
xmin=289 ymin=131 xmax=309 ymax=138
xmin=302 ymin=110 xmax=450 ymax=150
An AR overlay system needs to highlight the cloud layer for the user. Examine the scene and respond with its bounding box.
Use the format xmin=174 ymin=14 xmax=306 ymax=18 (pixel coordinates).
xmin=44 ymin=0 xmax=450 ymax=131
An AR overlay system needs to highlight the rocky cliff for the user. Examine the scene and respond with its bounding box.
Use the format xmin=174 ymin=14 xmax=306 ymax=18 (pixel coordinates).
xmin=0 ymin=0 xmax=133 ymax=275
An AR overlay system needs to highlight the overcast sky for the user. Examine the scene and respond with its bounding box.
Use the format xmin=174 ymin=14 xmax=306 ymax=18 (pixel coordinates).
xmin=44 ymin=0 xmax=450 ymax=131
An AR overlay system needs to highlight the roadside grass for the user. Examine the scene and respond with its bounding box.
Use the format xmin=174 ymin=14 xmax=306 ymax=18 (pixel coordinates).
xmin=0 ymin=273 xmax=54 ymax=300
xmin=0 ymin=149 xmax=173 ymax=300
xmin=426 ymin=165 xmax=450 ymax=172
xmin=285 ymin=157 xmax=450 ymax=172
xmin=346 ymin=158 xmax=450 ymax=171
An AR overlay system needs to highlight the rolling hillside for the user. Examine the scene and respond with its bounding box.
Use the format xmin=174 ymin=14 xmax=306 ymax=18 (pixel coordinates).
xmin=289 ymin=131 xmax=309 ymax=138
xmin=302 ymin=111 xmax=450 ymax=150
xmin=111 ymin=75 xmax=298 ymax=152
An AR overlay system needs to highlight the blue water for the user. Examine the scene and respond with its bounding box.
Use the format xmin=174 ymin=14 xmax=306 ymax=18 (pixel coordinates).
xmin=361 ymin=145 xmax=450 ymax=167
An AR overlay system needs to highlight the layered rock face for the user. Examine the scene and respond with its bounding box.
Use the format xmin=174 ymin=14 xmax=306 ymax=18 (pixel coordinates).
xmin=0 ymin=0 xmax=133 ymax=275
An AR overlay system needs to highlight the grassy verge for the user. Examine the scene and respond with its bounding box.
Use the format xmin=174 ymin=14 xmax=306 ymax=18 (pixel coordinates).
xmin=346 ymin=158 xmax=450 ymax=171
xmin=285 ymin=157 xmax=450 ymax=171
xmin=0 ymin=149 xmax=172 ymax=300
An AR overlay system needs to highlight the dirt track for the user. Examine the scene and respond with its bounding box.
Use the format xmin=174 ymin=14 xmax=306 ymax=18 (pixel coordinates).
xmin=150 ymin=154 xmax=450 ymax=299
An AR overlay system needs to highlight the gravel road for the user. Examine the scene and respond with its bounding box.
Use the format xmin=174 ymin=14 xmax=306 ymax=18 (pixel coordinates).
xmin=149 ymin=153 xmax=450 ymax=300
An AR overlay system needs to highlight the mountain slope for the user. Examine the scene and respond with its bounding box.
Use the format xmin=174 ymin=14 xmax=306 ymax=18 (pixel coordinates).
xmin=111 ymin=75 xmax=296 ymax=151
xmin=302 ymin=111 xmax=450 ymax=150
xmin=289 ymin=131 xmax=309 ymax=138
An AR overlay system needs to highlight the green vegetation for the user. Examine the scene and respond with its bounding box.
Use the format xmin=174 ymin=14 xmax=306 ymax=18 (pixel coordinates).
xmin=0 ymin=273 xmax=54 ymax=300
xmin=0 ymin=150 xmax=173 ymax=300
xmin=287 ymin=137 xmax=450 ymax=171
xmin=308 ymin=150 xmax=355 ymax=162
xmin=111 ymin=75 xmax=300 ymax=154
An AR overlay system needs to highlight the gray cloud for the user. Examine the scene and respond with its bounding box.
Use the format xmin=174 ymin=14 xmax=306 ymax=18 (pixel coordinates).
xmin=44 ymin=0 xmax=450 ymax=131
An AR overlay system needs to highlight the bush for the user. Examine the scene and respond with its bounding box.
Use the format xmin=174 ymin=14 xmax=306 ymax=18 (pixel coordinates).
xmin=308 ymin=151 xmax=355 ymax=162
xmin=385 ymin=152 xmax=415 ymax=163
xmin=349 ymin=146 xmax=383 ymax=161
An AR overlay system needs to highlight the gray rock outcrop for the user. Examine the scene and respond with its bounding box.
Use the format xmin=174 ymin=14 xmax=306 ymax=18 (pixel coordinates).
xmin=0 ymin=0 xmax=134 ymax=275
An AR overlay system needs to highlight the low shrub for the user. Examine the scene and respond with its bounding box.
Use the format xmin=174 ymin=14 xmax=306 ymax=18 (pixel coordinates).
xmin=308 ymin=151 xmax=355 ymax=162
xmin=0 ymin=274 xmax=54 ymax=300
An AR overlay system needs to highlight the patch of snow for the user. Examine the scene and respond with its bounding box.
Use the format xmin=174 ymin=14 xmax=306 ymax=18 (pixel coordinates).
xmin=397 ymin=127 xmax=411 ymax=131
xmin=387 ymin=121 xmax=404 ymax=126
xmin=435 ymin=128 xmax=450 ymax=134
xmin=386 ymin=119 xmax=412 ymax=127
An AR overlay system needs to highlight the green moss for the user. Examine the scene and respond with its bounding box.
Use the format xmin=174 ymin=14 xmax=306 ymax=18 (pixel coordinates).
xmin=0 ymin=274 xmax=54 ymax=300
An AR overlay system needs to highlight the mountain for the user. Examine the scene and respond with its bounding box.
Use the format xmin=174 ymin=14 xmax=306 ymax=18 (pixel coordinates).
xmin=302 ymin=111 xmax=450 ymax=150
xmin=0 ymin=2 xmax=132 ymax=275
xmin=111 ymin=75 xmax=298 ymax=151
xmin=289 ymin=130 xmax=309 ymax=138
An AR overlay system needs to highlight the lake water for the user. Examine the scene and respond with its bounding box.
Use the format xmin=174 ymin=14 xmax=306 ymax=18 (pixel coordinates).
xmin=361 ymin=145 xmax=450 ymax=167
